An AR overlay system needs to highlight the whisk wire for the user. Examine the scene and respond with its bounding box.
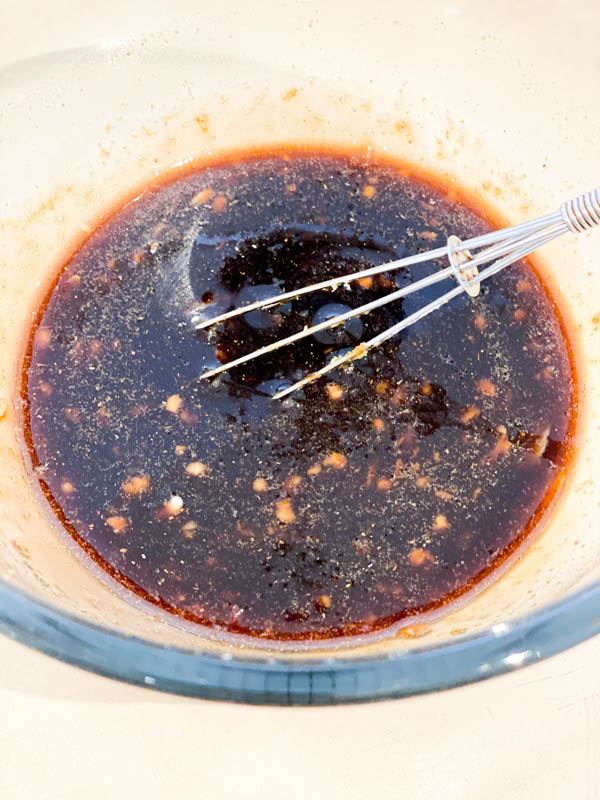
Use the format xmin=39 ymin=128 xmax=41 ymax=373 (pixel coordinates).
xmin=271 ymin=228 xmax=564 ymax=399
xmin=193 ymin=212 xmax=565 ymax=331
xmin=195 ymin=189 xmax=599 ymax=397
xmin=196 ymin=221 xmax=567 ymax=382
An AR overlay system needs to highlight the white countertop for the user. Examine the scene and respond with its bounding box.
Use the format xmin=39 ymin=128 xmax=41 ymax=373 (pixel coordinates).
xmin=1 ymin=632 xmax=599 ymax=799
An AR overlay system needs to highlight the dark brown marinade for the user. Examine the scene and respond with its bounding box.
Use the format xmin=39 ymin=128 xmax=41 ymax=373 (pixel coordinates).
xmin=23 ymin=151 xmax=576 ymax=640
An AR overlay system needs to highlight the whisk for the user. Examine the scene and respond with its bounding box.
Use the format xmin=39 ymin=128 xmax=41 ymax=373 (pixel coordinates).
xmin=196 ymin=188 xmax=600 ymax=399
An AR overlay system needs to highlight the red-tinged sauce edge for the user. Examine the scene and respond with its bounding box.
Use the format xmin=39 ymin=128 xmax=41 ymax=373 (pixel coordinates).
xmin=15 ymin=143 xmax=580 ymax=642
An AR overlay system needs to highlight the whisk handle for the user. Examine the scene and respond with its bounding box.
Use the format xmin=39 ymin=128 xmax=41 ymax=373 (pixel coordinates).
xmin=561 ymin=189 xmax=600 ymax=233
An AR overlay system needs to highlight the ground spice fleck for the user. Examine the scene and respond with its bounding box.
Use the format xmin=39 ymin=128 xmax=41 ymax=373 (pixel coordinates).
xmin=275 ymin=499 xmax=296 ymax=524
xmin=123 ymin=475 xmax=150 ymax=495
xmin=191 ymin=188 xmax=214 ymax=206
xmin=165 ymin=394 xmax=183 ymax=413
xmin=408 ymin=548 xmax=435 ymax=566
xmin=325 ymin=382 xmax=344 ymax=401
xmin=316 ymin=594 xmax=332 ymax=610
xmin=181 ymin=520 xmax=198 ymax=538
xmin=212 ymin=194 xmax=228 ymax=213
xmin=461 ymin=406 xmax=480 ymax=424
xmin=105 ymin=516 xmax=128 ymax=533
xmin=185 ymin=461 xmax=209 ymax=477
xmin=476 ymin=378 xmax=496 ymax=397
xmin=323 ymin=452 xmax=347 ymax=469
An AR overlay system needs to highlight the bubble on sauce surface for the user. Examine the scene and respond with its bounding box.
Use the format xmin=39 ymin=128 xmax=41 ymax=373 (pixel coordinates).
xmin=311 ymin=302 xmax=364 ymax=344
xmin=235 ymin=284 xmax=285 ymax=330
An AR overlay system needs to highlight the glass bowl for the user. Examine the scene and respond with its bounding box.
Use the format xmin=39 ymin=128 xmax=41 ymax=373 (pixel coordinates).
xmin=0 ymin=0 xmax=599 ymax=704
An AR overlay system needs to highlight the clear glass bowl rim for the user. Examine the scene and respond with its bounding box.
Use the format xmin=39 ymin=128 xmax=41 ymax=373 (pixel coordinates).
xmin=1 ymin=570 xmax=599 ymax=704
xmin=1 ymin=29 xmax=598 ymax=705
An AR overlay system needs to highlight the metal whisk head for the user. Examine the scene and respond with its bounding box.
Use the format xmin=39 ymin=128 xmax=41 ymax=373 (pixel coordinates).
xmin=197 ymin=188 xmax=600 ymax=398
